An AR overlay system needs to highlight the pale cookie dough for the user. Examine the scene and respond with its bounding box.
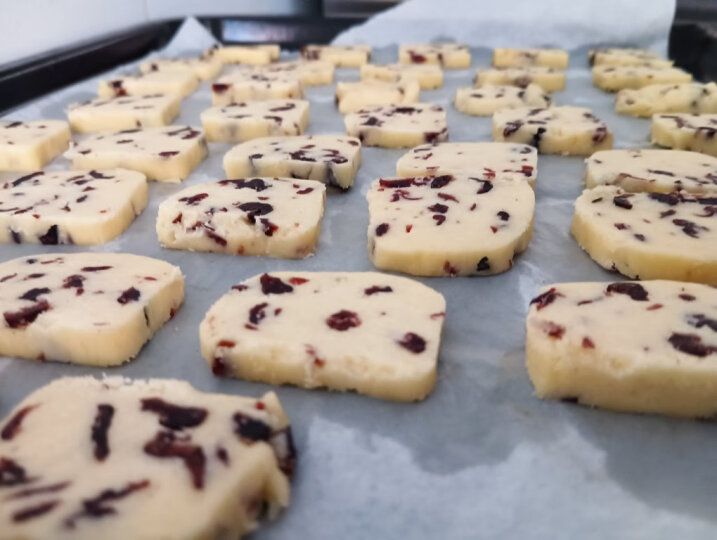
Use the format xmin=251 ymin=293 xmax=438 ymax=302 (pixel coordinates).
xmin=592 ymin=64 xmax=692 ymax=92
xmin=345 ymin=103 xmax=447 ymax=148
xmin=493 ymin=106 xmax=613 ymax=156
xmin=157 ymin=178 xmax=325 ymax=258
xmin=98 ymin=71 xmax=199 ymax=99
xmin=652 ymin=114 xmax=717 ymax=157
xmin=588 ymin=48 xmax=673 ymax=67
xmin=207 ymin=44 xmax=280 ymax=65
xmin=212 ymin=71 xmax=304 ymax=105
xmin=616 ymin=83 xmax=717 ymax=117
xmin=572 ymin=186 xmax=717 ymax=284
xmin=64 ymin=126 xmax=207 ymax=182
xmin=300 ymin=45 xmax=371 ymax=67
xmin=396 ymin=142 xmax=538 ymax=186
xmin=585 ymin=149 xmax=717 ymax=195
xmin=0 ymin=169 xmax=147 ymax=245
xmin=0 ymin=252 xmax=183 ymax=366
xmin=200 ymin=271 xmax=446 ymax=402
xmin=200 ymin=100 xmax=310 ymax=143
xmin=253 ymin=60 xmax=335 ymax=86
xmin=367 ymin=175 xmax=534 ymax=276
xmin=398 ymin=44 xmax=471 ymax=69
xmin=140 ymin=57 xmax=223 ymax=80
xmin=475 ymin=67 xmax=566 ymax=92
xmin=454 ymin=84 xmax=551 ymax=116
xmin=0 ymin=120 xmax=70 ymax=172
xmin=525 ymin=280 xmax=717 ymax=418
xmin=0 ymin=376 xmax=294 ymax=539
xmin=492 ymin=48 xmax=569 ymax=69
xmin=335 ymin=80 xmax=420 ymax=114
xmin=67 ymin=94 xmax=181 ymax=132
xmin=360 ymin=63 xmax=443 ymax=90
xmin=224 ymin=135 xmax=361 ymax=190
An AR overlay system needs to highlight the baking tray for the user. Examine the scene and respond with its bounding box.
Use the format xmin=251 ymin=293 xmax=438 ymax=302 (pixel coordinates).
xmin=2 ymin=40 xmax=717 ymax=540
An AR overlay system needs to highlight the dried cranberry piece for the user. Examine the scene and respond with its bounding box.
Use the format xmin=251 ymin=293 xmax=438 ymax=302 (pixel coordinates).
xmin=18 ymin=288 xmax=50 ymax=302
xmin=91 ymin=404 xmax=114 ymax=461
xmin=612 ymin=195 xmax=633 ymax=210
xmin=0 ymin=458 xmax=34 ymax=487
xmin=159 ymin=151 xmax=179 ymax=158
xmin=296 ymin=187 xmax=314 ymax=195
xmin=64 ymin=479 xmax=151 ymax=528
xmin=476 ymin=257 xmax=490 ymax=272
xmin=81 ymin=266 xmax=111 ymax=272
xmin=1 ymin=405 xmax=37 ymax=441
xmin=375 ymin=223 xmax=389 ymax=236
xmin=503 ymin=121 xmax=523 ymax=137
xmin=144 ymin=431 xmax=205 ymax=489
xmin=289 ymin=277 xmax=309 ymax=285
xmin=427 ymin=203 xmax=448 ymax=213
xmin=249 ymin=302 xmax=269 ymax=324
xmin=429 ymin=176 xmax=453 ymax=189
xmin=260 ymin=274 xmax=293 ymax=295
xmin=270 ymin=427 xmax=297 ymax=477
xmin=648 ymin=192 xmax=680 ymax=206
xmin=11 ymin=172 xmax=43 ymax=187
xmin=497 ymin=211 xmax=510 ymax=221
xmin=141 ymin=398 xmax=207 ymax=430
xmin=379 ymin=178 xmax=414 ymax=188
xmin=212 ymin=83 xmax=230 ymax=93
xmin=398 ymin=332 xmax=426 ymax=353
xmin=530 ymin=287 xmax=562 ymax=310
xmin=237 ymin=201 xmax=273 ymax=224
xmin=204 ymin=228 xmax=227 ymax=246
xmin=541 ymin=321 xmax=565 ymax=339
xmin=365 ymin=286 xmax=393 ymax=295
xmin=11 ymin=230 xmax=21 ymax=244
xmin=672 ymin=218 xmax=705 ymax=238
xmin=409 ymin=51 xmax=426 ymax=63
xmin=12 ymin=500 xmax=60 ymax=523
xmin=474 ymin=179 xmax=493 ymax=194
xmin=582 ymin=337 xmax=595 ymax=349
xmin=326 ymin=310 xmax=361 ymax=331
xmin=687 ymin=313 xmax=717 ymax=332
xmin=668 ymin=333 xmax=717 ymax=357
xmin=433 ymin=214 xmax=446 ymax=225
xmin=260 ymin=218 xmax=278 ymax=236
xmin=679 ymin=294 xmax=696 ymax=301
xmin=38 ymin=225 xmax=58 ymax=245
xmin=606 ymin=282 xmax=648 ymax=301
xmin=117 ymin=287 xmax=140 ymax=304
xmin=233 ymin=412 xmax=272 ymax=442
xmin=221 ymin=178 xmax=270 ymax=192
xmin=362 ymin=116 xmax=382 ymax=126
xmin=4 ymin=300 xmax=50 ymax=329
xmin=178 ymin=193 xmax=208 ymax=206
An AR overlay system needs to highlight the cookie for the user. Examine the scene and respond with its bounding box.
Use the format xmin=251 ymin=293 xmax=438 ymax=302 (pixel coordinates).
xmin=344 ymin=103 xmax=447 ymax=148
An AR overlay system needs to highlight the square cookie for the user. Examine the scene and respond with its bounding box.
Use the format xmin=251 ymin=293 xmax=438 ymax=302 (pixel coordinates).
xmin=475 ymin=67 xmax=566 ymax=92
xmin=212 ymin=71 xmax=304 ymax=105
xmin=300 ymin=45 xmax=371 ymax=67
xmin=492 ymin=48 xmax=569 ymax=69
xmin=399 ymin=44 xmax=471 ymax=69
xmin=335 ymin=80 xmax=420 ymax=114
xmin=651 ymin=113 xmax=717 ymax=157
xmin=67 ymin=94 xmax=181 ymax=132
xmin=200 ymin=100 xmax=310 ymax=143
xmin=98 ymin=71 xmax=199 ymax=98
xmin=344 ymin=103 xmax=447 ymax=148
xmin=454 ymin=84 xmax=551 ymax=116
xmin=0 ymin=120 xmax=70 ymax=172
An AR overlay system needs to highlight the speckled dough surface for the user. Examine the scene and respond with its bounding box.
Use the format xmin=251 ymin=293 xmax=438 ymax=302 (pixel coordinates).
xmin=157 ymin=178 xmax=326 ymax=258
xmin=334 ymin=80 xmax=420 ymax=114
xmin=211 ymin=72 xmax=304 ymax=105
xmin=396 ymin=142 xmax=537 ymax=186
xmin=398 ymin=44 xmax=470 ymax=69
xmin=207 ymin=44 xmax=280 ymax=65
xmin=0 ymin=376 xmax=294 ymax=539
xmin=200 ymin=100 xmax=310 ymax=143
xmin=454 ymin=84 xmax=551 ymax=116
xmin=616 ymin=83 xmax=717 ymax=117
xmin=0 ymin=252 xmax=183 ymax=366
xmin=652 ymin=114 xmax=717 ymax=157
xmin=360 ymin=63 xmax=443 ymax=90
xmin=367 ymin=175 xmax=534 ymax=276
xmin=300 ymin=45 xmax=371 ymax=67
xmin=475 ymin=67 xmax=566 ymax=92
xmin=0 ymin=120 xmax=70 ymax=172
xmin=224 ymin=135 xmax=361 ymax=189
xmin=98 ymin=71 xmax=199 ymax=98
xmin=0 ymin=169 xmax=147 ymax=245
xmin=139 ymin=57 xmax=223 ymax=80
xmin=344 ymin=103 xmax=447 ymax=148
xmin=493 ymin=106 xmax=612 ymax=156
xmin=526 ymin=280 xmax=717 ymax=418
xmin=592 ymin=65 xmax=692 ymax=92
xmin=492 ymin=48 xmax=569 ymax=69
xmin=200 ymin=271 xmax=446 ymax=402
xmin=67 ymin=94 xmax=182 ymax=132
xmin=64 ymin=125 xmax=207 ymax=182
xmin=585 ymin=149 xmax=717 ymax=194
xmin=588 ymin=48 xmax=673 ymax=67
xmin=571 ymin=186 xmax=717 ymax=284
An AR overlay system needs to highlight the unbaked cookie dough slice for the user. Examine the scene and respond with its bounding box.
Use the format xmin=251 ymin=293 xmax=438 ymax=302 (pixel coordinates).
xmin=588 ymin=48 xmax=673 ymax=67
xmin=652 ymin=114 xmax=717 ymax=157
xmin=0 ymin=376 xmax=294 ymax=538
xmin=157 ymin=178 xmax=325 ymax=258
xmin=253 ymin=60 xmax=335 ymax=86
xmin=207 ymin=44 xmax=280 ymax=65
xmin=454 ymin=84 xmax=551 ymax=116
xmin=525 ymin=280 xmax=717 ymax=418
xmin=616 ymin=82 xmax=717 ymax=117
xmin=592 ymin=64 xmax=692 ymax=92
xmin=0 ymin=252 xmax=183 ymax=365
xmin=223 ymin=135 xmax=361 ymax=189
xmin=300 ymin=44 xmax=371 ymax=67
xmin=212 ymin=71 xmax=304 ymax=105
xmin=0 ymin=120 xmax=70 ymax=172
xmin=335 ymin=80 xmax=420 ymax=114
xmin=475 ymin=67 xmax=566 ymax=92
xmin=64 ymin=125 xmax=207 ymax=182
xmin=398 ymin=44 xmax=471 ymax=69
xmin=360 ymin=63 xmax=443 ymax=90
xmin=200 ymin=100 xmax=310 ymax=143
xmin=585 ymin=149 xmax=717 ymax=194
xmin=344 ymin=103 xmax=447 ymax=148
xmin=200 ymin=271 xmax=446 ymax=402
xmin=493 ymin=48 xmax=569 ymax=69
xmin=493 ymin=106 xmax=613 ymax=156
xmin=140 ymin=57 xmax=223 ymax=80
xmin=67 ymin=94 xmax=181 ymax=132
xmin=396 ymin=142 xmax=537 ymax=186
xmin=367 ymin=175 xmax=534 ymax=276
xmin=98 ymin=71 xmax=199 ymax=98
xmin=0 ymin=169 xmax=147 ymax=245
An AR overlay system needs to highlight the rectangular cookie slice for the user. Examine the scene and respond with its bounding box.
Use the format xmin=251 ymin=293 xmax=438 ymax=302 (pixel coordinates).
xmin=344 ymin=103 xmax=447 ymax=148
xmin=98 ymin=71 xmax=199 ymax=98
xmin=253 ymin=60 xmax=335 ymax=86
xmin=64 ymin=126 xmax=207 ymax=182
xmin=223 ymin=135 xmax=361 ymax=190
xmin=0 ymin=376 xmax=294 ymax=538
xmin=208 ymin=44 xmax=280 ymax=65
xmin=592 ymin=64 xmax=692 ymax=92
xmin=526 ymin=280 xmax=717 ymax=418
xmin=367 ymin=175 xmax=535 ymax=276
xmin=493 ymin=106 xmax=612 ymax=156
xmin=140 ymin=57 xmax=223 ymax=80
xmin=492 ymin=48 xmax=569 ymax=69
xmin=652 ymin=114 xmax=717 ymax=157
xmin=588 ymin=48 xmax=673 ymax=67
xmin=396 ymin=142 xmax=537 ymax=186
xmin=156 ymin=178 xmax=326 ymax=258
xmin=398 ymin=44 xmax=471 ymax=69
xmin=0 ymin=169 xmax=147 ymax=245
xmin=0 ymin=252 xmax=183 ymax=365
xmin=212 ymin=71 xmax=304 ymax=105
xmin=67 ymin=94 xmax=182 ymax=132
xmin=585 ymin=148 xmax=717 ymax=194
xmin=360 ymin=63 xmax=443 ymax=90
xmin=475 ymin=67 xmax=566 ymax=92
xmin=200 ymin=100 xmax=310 ymax=143
xmin=300 ymin=45 xmax=371 ymax=67
xmin=616 ymin=83 xmax=717 ymax=117
xmin=454 ymin=84 xmax=551 ymax=116
xmin=0 ymin=120 xmax=71 ymax=172
xmin=201 ymin=272 xmax=446 ymax=402
xmin=335 ymin=80 xmax=420 ymax=114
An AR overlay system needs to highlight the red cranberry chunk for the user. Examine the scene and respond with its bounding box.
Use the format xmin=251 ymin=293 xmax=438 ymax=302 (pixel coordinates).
xmin=117 ymin=287 xmax=141 ymax=304
xmin=375 ymin=223 xmax=390 ymax=236
xmin=144 ymin=431 xmax=205 ymax=489
xmin=4 ymin=300 xmax=51 ymax=329
xmin=233 ymin=412 xmax=272 ymax=442
xmin=141 ymin=398 xmax=208 ymax=430
xmin=398 ymin=332 xmax=426 ymax=353
xmin=326 ymin=310 xmax=362 ymax=331
xmin=249 ymin=302 xmax=269 ymax=324
xmin=606 ymin=282 xmax=648 ymax=301
xmin=64 ymin=479 xmax=151 ymax=528
xmin=530 ymin=287 xmax=562 ymax=310
xmin=260 ymin=274 xmax=293 ymax=295
xmin=1 ymin=404 xmax=37 ymax=441
xmin=91 ymin=404 xmax=115 ymax=461
xmin=365 ymin=285 xmax=393 ymax=295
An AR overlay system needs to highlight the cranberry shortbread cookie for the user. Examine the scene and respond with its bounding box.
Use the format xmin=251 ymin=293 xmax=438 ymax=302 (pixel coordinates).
xmin=98 ymin=71 xmax=199 ymax=98
xmin=492 ymin=48 xmax=569 ymax=69
xmin=475 ymin=67 xmax=566 ymax=92
xmin=454 ymin=84 xmax=551 ymax=116
xmin=67 ymin=95 xmax=181 ymax=132
xmin=344 ymin=104 xmax=447 ymax=148
xmin=0 ymin=120 xmax=70 ymax=172
xmin=652 ymin=114 xmax=717 ymax=157
xmin=616 ymin=83 xmax=717 ymax=117
xmin=200 ymin=100 xmax=310 ymax=143
xmin=399 ymin=44 xmax=470 ymax=69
